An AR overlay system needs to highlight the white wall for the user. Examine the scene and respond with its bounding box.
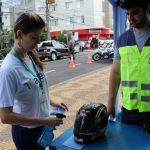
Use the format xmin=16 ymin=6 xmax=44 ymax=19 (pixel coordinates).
xmin=49 ymin=0 xmax=113 ymax=32
xmin=2 ymin=7 xmax=11 ymax=30
xmin=1 ymin=0 xmax=113 ymax=31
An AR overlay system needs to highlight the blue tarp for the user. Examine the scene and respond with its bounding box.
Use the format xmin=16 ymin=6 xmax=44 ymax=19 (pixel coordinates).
xmin=108 ymin=0 xmax=126 ymax=44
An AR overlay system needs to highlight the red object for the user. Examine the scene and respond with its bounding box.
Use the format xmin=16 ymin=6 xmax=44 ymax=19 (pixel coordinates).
xmin=69 ymin=55 xmax=75 ymax=68
xmin=47 ymin=0 xmax=55 ymax=4
xmin=50 ymin=28 xmax=113 ymax=41
xmin=87 ymin=44 xmax=90 ymax=48
xmin=44 ymin=49 xmax=47 ymax=52
xmin=86 ymin=53 xmax=92 ymax=64
xmin=89 ymin=37 xmax=92 ymax=40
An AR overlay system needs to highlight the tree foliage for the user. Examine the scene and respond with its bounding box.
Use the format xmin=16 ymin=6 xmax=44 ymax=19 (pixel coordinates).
xmin=0 ymin=48 xmax=11 ymax=60
xmin=55 ymin=30 xmax=71 ymax=44
xmin=7 ymin=29 xmax=14 ymax=42
xmin=40 ymin=31 xmax=48 ymax=41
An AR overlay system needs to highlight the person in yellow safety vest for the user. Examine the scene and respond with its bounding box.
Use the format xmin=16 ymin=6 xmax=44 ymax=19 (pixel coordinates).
xmin=107 ymin=0 xmax=150 ymax=134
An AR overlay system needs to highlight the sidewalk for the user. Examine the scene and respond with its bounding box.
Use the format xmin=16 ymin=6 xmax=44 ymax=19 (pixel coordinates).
xmin=0 ymin=66 xmax=111 ymax=150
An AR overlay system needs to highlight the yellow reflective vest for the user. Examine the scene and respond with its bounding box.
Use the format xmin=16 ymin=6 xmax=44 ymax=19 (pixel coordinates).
xmin=118 ymin=29 xmax=150 ymax=112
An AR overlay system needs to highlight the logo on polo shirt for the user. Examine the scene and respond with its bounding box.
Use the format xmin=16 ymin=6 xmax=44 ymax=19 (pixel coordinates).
xmin=24 ymin=79 xmax=32 ymax=89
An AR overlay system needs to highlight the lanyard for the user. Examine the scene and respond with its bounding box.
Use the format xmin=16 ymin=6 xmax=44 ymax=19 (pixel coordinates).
xmin=11 ymin=48 xmax=43 ymax=90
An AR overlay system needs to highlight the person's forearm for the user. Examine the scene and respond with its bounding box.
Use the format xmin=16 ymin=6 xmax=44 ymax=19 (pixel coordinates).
xmin=108 ymin=73 xmax=120 ymax=106
xmin=1 ymin=112 xmax=48 ymax=126
xmin=108 ymin=64 xmax=121 ymax=107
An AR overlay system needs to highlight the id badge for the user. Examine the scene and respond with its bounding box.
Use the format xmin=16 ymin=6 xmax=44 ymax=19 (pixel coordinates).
xmin=39 ymin=90 xmax=47 ymax=104
xmin=39 ymin=77 xmax=47 ymax=104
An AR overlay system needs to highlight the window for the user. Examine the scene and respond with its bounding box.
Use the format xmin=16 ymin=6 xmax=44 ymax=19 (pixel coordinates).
xmin=65 ymin=1 xmax=73 ymax=9
xmin=38 ymin=6 xmax=46 ymax=12
xmin=52 ymin=41 xmax=62 ymax=48
xmin=21 ymin=0 xmax=24 ymax=5
xmin=66 ymin=17 xmax=74 ymax=25
xmin=50 ymin=4 xmax=57 ymax=11
xmin=59 ymin=43 xmax=66 ymax=49
xmin=51 ymin=19 xmax=58 ymax=26
xmin=42 ymin=42 xmax=53 ymax=47
xmin=27 ymin=0 xmax=32 ymax=3
xmin=76 ymin=0 xmax=84 ymax=8
xmin=75 ymin=16 xmax=84 ymax=23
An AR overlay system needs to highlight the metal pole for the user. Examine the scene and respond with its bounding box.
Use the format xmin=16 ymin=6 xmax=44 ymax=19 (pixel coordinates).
xmin=73 ymin=9 xmax=75 ymax=30
xmin=12 ymin=7 xmax=15 ymax=24
xmin=46 ymin=0 xmax=51 ymax=40
xmin=67 ymin=32 xmax=68 ymax=46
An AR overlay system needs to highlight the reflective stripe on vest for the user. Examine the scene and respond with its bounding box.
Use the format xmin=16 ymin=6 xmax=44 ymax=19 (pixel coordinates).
xmin=141 ymin=84 xmax=150 ymax=90
xmin=130 ymin=93 xmax=138 ymax=100
xmin=141 ymin=96 xmax=150 ymax=102
xmin=119 ymin=45 xmax=150 ymax=112
xmin=122 ymin=81 xmax=137 ymax=87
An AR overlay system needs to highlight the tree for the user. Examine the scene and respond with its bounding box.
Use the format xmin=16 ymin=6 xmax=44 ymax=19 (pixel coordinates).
xmin=0 ymin=29 xmax=13 ymax=49
xmin=7 ymin=29 xmax=14 ymax=42
xmin=55 ymin=30 xmax=71 ymax=45
xmin=40 ymin=31 xmax=48 ymax=42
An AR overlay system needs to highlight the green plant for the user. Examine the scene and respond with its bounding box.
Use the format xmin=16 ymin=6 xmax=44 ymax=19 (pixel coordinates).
xmin=4 ymin=48 xmax=11 ymax=57
xmin=0 ymin=48 xmax=11 ymax=59
xmin=40 ymin=31 xmax=48 ymax=41
xmin=55 ymin=30 xmax=71 ymax=44
xmin=7 ymin=29 xmax=14 ymax=42
xmin=0 ymin=52 xmax=3 ymax=60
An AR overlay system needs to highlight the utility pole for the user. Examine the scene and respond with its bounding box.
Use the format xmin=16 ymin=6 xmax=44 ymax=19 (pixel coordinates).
xmin=0 ymin=0 xmax=3 ymax=30
xmin=0 ymin=0 xmax=2 ymax=49
xmin=46 ymin=0 xmax=51 ymax=40
xmin=73 ymin=9 xmax=75 ymax=30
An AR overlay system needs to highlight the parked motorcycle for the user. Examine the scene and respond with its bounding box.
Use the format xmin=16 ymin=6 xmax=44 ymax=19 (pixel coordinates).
xmin=92 ymin=46 xmax=114 ymax=61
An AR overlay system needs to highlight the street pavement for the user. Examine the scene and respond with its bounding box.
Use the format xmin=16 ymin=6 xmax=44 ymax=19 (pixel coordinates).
xmin=0 ymin=66 xmax=111 ymax=150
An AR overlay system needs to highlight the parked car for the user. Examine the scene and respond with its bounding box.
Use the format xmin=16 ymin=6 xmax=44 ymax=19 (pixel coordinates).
xmin=36 ymin=40 xmax=69 ymax=61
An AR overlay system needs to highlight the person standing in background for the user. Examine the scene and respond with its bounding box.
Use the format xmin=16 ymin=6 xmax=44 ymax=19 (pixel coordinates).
xmin=80 ymin=41 xmax=85 ymax=52
xmin=68 ymin=33 xmax=76 ymax=62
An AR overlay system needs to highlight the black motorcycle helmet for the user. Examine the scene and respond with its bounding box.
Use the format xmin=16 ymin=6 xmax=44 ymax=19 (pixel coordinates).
xmin=74 ymin=103 xmax=108 ymax=143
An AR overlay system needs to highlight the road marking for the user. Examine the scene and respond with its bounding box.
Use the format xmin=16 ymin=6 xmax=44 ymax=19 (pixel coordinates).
xmin=75 ymin=63 xmax=81 ymax=66
xmin=45 ymin=70 xmax=56 ymax=74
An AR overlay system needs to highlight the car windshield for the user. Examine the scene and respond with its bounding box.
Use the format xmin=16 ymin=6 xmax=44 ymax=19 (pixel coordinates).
xmin=52 ymin=42 xmax=59 ymax=48
xmin=42 ymin=42 xmax=53 ymax=47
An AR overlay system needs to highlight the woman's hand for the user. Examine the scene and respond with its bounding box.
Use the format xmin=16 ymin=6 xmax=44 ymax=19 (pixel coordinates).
xmin=46 ymin=116 xmax=63 ymax=129
xmin=51 ymin=101 xmax=69 ymax=111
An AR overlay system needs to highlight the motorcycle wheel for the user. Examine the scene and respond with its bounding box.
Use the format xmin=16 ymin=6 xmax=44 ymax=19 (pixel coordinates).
xmin=92 ymin=53 xmax=101 ymax=61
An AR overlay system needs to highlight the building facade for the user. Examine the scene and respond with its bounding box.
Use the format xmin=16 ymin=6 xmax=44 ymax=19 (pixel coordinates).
xmin=1 ymin=0 xmax=113 ymax=41
xmin=49 ymin=0 xmax=113 ymax=40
